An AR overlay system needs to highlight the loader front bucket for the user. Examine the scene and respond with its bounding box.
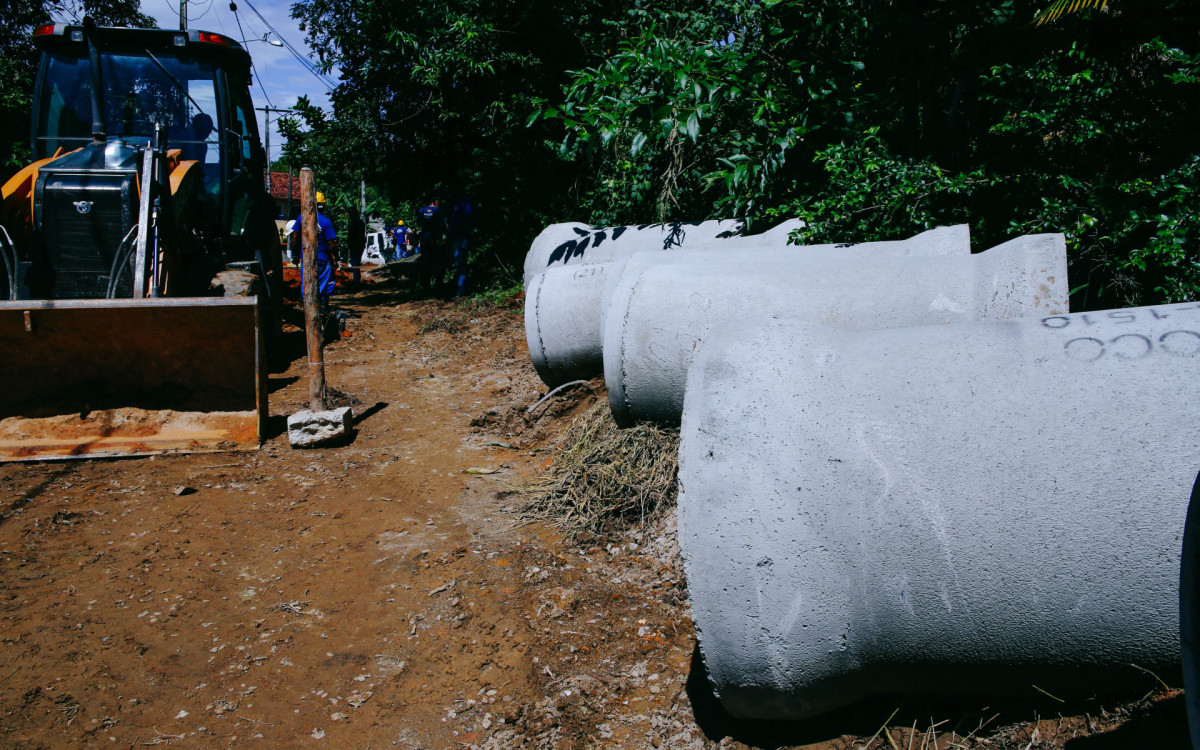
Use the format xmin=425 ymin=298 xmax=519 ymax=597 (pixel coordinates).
xmin=0 ymin=297 xmax=267 ymax=461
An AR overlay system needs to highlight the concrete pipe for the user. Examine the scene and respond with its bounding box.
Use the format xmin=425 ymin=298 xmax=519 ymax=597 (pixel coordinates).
xmin=679 ymin=304 xmax=1200 ymax=720
xmin=524 ymin=225 xmax=972 ymax=387
xmin=526 ymin=219 xmax=829 ymax=287
xmin=524 ymin=220 xmax=741 ymax=287
xmin=524 ymin=222 xmax=592 ymax=287
xmin=605 ymin=233 xmax=1067 ymax=426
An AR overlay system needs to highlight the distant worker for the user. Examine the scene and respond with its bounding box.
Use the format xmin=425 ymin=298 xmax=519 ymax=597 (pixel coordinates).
xmin=448 ymin=195 xmax=474 ymax=298
xmin=348 ymin=206 xmax=366 ymax=267
xmin=392 ymin=220 xmax=413 ymax=259
xmin=285 ymin=219 xmax=299 ymax=264
xmin=292 ymin=191 xmax=339 ymax=317
xmin=416 ymin=198 xmax=448 ymax=295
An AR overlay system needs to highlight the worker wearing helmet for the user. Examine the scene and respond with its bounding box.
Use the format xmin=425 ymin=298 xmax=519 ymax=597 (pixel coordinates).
xmin=392 ymin=220 xmax=413 ymax=259
xmin=291 ymin=191 xmax=339 ymax=304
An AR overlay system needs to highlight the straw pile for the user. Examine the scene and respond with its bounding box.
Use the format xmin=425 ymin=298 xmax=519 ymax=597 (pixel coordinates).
xmin=518 ymin=401 xmax=679 ymax=536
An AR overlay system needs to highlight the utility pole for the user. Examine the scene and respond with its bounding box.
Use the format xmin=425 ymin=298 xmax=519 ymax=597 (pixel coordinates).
xmin=256 ymin=107 xmax=295 ymax=194
xmin=179 ymin=0 xmax=186 ymax=30
xmin=300 ymin=167 xmax=326 ymax=410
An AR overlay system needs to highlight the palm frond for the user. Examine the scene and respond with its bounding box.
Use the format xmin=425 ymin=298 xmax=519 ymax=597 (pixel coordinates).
xmin=1034 ymin=0 xmax=1110 ymax=25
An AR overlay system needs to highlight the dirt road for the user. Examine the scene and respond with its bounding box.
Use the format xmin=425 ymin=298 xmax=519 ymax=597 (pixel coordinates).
xmin=0 ymin=273 xmax=1187 ymax=749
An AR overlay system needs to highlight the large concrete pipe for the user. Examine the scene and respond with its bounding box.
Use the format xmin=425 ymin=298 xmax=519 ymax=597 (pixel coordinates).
xmin=526 ymin=218 xmax=816 ymax=287
xmin=525 ymin=225 xmax=972 ymax=388
xmin=525 ymin=220 xmax=742 ymax=287
xmin=605 ymin=233 xmax=1067 ymax=426
xmin=678 ymin=304 xmax=1200 ymax=720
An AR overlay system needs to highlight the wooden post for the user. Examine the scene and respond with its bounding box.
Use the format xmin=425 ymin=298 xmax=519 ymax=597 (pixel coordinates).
xmin=300 ymin=167 xmax=327 ymax=411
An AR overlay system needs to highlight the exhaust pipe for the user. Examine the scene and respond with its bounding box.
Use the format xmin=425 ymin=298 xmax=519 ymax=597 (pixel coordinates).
xmin=679 ymin=304 xmax=1200 ymax=719
xmin=1180 ymin=471 xmax=1200 ymax=748
xmin=82 ymin=17 xmax=106 ymax=144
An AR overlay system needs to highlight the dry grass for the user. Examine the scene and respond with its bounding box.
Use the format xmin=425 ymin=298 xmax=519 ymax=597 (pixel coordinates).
xmin=517 ymin=401 xmax=679 ymax=537
xmin=844 ymin=684 xmax=1184 ymax=750
xmin=418 ymin=317 xmax=463 ymax=335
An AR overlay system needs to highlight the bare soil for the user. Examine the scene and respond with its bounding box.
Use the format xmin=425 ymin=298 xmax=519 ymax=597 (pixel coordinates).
xmin=0 ymin=270 xmax=1188 ymax=749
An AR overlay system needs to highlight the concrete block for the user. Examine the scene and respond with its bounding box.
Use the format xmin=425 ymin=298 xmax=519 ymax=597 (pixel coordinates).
xmin=287 ymin=406 xmax=353 ymax=447
xmin=605 ymin=233 xmax=1066 ymax=426
xmin=524 ymin=225 xmax=971 ymax=388
xmin=679 ymin=303 xmax=1200 ymax=720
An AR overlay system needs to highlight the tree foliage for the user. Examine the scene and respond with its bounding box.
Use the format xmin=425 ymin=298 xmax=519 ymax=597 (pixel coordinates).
xmin=541 ymin=0 xmax=1200 ymax=307
xmin=283 ymin=0 xmax=1197 ymax=304
xmin=0 ymin=0 xmax=154 ymax=174
xmin=286 ymin=0 xmax=629 ymax=281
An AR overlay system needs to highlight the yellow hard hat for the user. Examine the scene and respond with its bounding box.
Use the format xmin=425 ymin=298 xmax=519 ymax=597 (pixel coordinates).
xmin=316 ymin=191 xmax=326 ymax=204
xmin=397 ymin=220 xmax=405 ymax=226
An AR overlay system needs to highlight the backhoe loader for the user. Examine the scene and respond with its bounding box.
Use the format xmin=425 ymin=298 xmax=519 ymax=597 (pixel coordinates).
xmin=0 ymin=19 xmax=281 ymax=460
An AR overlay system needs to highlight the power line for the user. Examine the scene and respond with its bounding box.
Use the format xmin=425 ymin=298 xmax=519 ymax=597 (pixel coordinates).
xmin=189 ymin=0 xmax=215 ymax=23
xmin=240 ymin=0 xmax=329 ymax=81
xmin=238 ymin=0 xmax=336 ymax=91
xmin=240 ymin=0 xmax=329 ymax=85
xmin=226 ymin=1 xmax=275 ymax=108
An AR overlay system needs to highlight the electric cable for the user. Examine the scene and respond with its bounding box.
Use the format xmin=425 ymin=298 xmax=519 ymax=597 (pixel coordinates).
xmin=189 ymin=0 xmax=215 ymax=23
xmin=227 ymin=2 xmax=277 ymax=108
xmin=240 ymin=0 xmax=331 ymax=88
xmin=240 ymin=0 xmax=336 ymax=90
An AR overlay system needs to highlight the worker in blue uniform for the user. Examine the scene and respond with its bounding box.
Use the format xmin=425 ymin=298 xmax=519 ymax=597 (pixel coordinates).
xmin=293 ymin=191 xmax=337 ymax=300
xmin=392 ymin=220 xmax=412 ymax=259
xmin=416 ymin=198 xmax=448 ymax=295
xmin=448 ymin=195 xmax=474 ymax=298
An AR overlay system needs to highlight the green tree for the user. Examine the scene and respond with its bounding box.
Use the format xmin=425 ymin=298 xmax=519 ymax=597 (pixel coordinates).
xmin=542 ymin=0 xmax=1199 ymax=307
xmin=287 ymin=0 xmax=1199 ymax=304
xmin=287 ymin=0 xmax=632 ymax=284
xmin=0 ymin=0 xmax=154 ymax=175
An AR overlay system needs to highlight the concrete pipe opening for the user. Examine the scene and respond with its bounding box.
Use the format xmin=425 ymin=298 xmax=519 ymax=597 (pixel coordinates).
xmin=679 ymin=304 xmax=1199 ymax=720
xmin=605 ymin=232 xmax=1066 ymax=427
xmin=524 ymin=225 xmax=973 ymax=389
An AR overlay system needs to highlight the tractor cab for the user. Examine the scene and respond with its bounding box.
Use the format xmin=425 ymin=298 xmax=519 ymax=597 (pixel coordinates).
xmin=5 ymin=22 xmax=277 ymax=300
xmin=31 ymin=23 xmax=265 ymax=228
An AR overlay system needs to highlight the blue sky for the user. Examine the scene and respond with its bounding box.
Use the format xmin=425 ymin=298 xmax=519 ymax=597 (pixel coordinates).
xmin=142 ymin=0 xmax=338 ymax=166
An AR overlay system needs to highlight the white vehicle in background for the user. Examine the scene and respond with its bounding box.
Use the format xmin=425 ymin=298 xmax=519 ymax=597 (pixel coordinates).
xmin=362 ymin=231 xmax=390 ymax=264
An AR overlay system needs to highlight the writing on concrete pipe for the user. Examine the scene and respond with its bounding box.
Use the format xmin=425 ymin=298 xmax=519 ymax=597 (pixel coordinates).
xmin=605 ymin=233 xmax=1067 ymax=427
xmin=524 ymin=225 xmax=972 ymax=388
xmin=678 ymin=304 xmax=1200 ymax=721
xmin=524 ymin=219 xmax=815 ymax=288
